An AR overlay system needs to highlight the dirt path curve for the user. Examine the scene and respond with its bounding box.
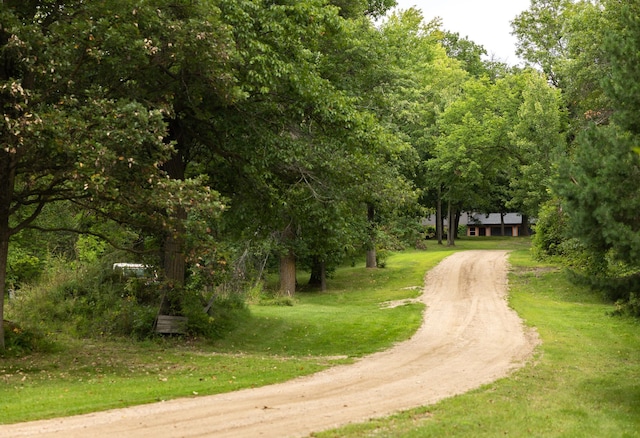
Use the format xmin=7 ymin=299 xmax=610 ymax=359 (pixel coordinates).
xmin=2 ymin=250 xmax=538 ymax=438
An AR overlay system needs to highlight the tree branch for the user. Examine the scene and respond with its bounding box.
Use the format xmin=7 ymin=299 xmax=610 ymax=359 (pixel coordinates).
xmin=25 ymin=225 xmax=160 ymax=255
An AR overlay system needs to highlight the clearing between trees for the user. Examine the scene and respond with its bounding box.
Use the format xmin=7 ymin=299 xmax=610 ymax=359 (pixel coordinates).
xmin=1 ymin=250 xmax=538 ymax=438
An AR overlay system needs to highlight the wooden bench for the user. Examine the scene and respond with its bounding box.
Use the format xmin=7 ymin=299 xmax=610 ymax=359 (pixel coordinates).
xmin=155 ymin=315 xmax=188 ymax=334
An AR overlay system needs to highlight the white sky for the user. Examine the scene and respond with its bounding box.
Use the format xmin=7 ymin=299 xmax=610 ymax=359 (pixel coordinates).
xmin=391 ymin=0 xmax=532 ymax=65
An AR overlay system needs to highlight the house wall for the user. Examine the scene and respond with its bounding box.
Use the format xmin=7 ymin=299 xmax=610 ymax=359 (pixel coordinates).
xmin=467 ymin=225 xmax=520 ymax=237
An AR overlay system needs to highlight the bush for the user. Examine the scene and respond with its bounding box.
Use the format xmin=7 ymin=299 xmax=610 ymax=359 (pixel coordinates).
xmin=424 ymin=225 xmax=437 ymax=240
xmin=184 ymin=290 xmax=249 ymax=339
xmin=376 ymin=248 xmax=391 ymax=268
xmin=561 ymin=245 xmax=640 ymax=313
xmin=7 ymin=258 xmax=163 ymax=339
xmin=1 ymin=320 xmax=53 ymax=357
xmin=532 ymin=199 xmax=568 ymax=259
xmin=613 ymin=292 xmax=640 ymax=317
xmin=7 ymin=243 xmax=253 ymax=342
xmin=7 ymin=245 xmax=44 ymax=288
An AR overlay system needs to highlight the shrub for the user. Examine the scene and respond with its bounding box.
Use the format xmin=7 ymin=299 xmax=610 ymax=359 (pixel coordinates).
xmin=8 ymin=257 xmax=163 ymax=339
xmin=7 ymin=242 xmax=253 ymax=342
xmin=183 ymin=289 xmax=249 ymax=339
xmin=613 ymin=292 xmax=640 ymax=317
xmin=376 ymin=248 xmax=391 ymax=268
xmin=1 ymin=320 xmax=53 ymax=357
xmin=424 ymin=225 xmax=437 ymax=240
xmin=532 ymin=199 xmax=568 ymax=259
xmin=7 ymin=245 xmax=44 ymax=288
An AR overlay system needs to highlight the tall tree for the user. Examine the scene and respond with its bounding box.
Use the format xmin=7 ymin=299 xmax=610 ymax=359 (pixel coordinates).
xmin=153 ymin=2 xmax=394 ymax=292
xmin=552 ymin=0 xmax=640 ymax=280
xmin=512 ymin=0 xmax=573 ymax=86
xmin=556 ymin=125 xmax=640 ymax=267
xmin=374 ymin=9 xmax=468 ymax=246
xmin=601 ymin=0 xmax=640 ymax=135
xmin=438 ymin=31 xmax=488 ymax=78
xmin=513 ymin=0 xmax=609 ymax=126
xmin=0 ymin=1 xmax=215 ymax=349
xmin=427 ymin=77 xmax=510 ymax=245
xmin=72 ymin=0 xmax=238 ymax=285
xmin=506 ymin=71 xmax=567 ymax=221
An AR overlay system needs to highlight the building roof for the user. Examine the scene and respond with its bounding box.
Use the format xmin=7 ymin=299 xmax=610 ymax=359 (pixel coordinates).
xmin=467 ymin=212 xmax=524 ymax=226
xmin=421 ymin=212 xmax=525 ymax=226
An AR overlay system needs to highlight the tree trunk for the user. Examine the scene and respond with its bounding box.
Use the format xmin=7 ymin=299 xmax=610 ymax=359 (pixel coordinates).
xmin=279 ymin=250 xmax=296 ymax=296
xmin=0 ymin=148 xmax=15 ymax=351
xmin=308 ymin=257 xmax=327 ymax=291
xmin=279 ymin=224 xmax=296 ymax=296
xmin=320 ymin=262 xmax=326 ymax=292
xmin=447 ymin=201 xmax=456 ymax=247
xmin=436 ymin=187 xmax=443 ymax=245
xmin=521 ymin=214 xmax=530 ymax=237
xmin=163 ymin=228 xmax=185 ymax=287
xmin=309 ymin=257 xmax=327 ymax=292
xmin=0 ymin=228 xmax=8 ymax=351
xmin=161 ymin=120 xmax=188 ymax=287
xmin=366 ymin=203 xmax=377 ymax=268
xmin=500 ymin=212 xmax=506 ymax=237
xmin=162 ymin=120 xmax=188 ymax=287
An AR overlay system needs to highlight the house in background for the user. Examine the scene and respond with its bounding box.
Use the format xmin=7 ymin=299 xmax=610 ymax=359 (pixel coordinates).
xmin=465 ymin=212 xmax=529 ymax=237
xmin=421 ymin=212 xmax=531 ymax=237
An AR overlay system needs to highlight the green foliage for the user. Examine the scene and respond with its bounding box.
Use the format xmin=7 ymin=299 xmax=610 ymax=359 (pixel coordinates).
xmin=184 ymin=288 xmax=249 ymax=339
xmin=423 ymin=225 xmax=437 ymax=240
xmin=329 ymin=0 xmax=396 ymax=19
xmin=512 ymin=0 xmax=609 ymax=126
xmin=602 ymin=0 xmax=640 ymax=134
xmin=557 ymin=125 xmax=640 ymax=265
xmin=8 ymin=258 xmax=154 ymax=339
xmin=512 ymin=0 xmax=573 ymax=86
xmin=513 ymin=0 xmax=640 ymax=319
xmin=7 ymin=253 xmax=251 ymax=341
xmin=531 ymin=198 xmax=568 ymax=258
xmin=613 ymin=292 xmax=640 ymax=318
xmin=0 ymin=0 xmax=233 ymax=349
xmin=507 ymin=72 xmax=567 ymax=217
xmin=376 ymin=216 xmax=423 ymax=252
xmin=0 ymin=320 xmax=52 ymax=357
xmin=426 ymin=69 xmax=565 ymax=232
xmin=375 ymin=248 xmax=390 ymax=268
xmin=6 ymin=244 xmax=43 ymax=288
xmin=75 ymin=235 xmax=107 ymax=264
xmin=437 ymin=31 xmax=488 ymax=78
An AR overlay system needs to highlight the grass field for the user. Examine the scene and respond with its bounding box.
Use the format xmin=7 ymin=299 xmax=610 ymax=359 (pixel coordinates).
xmin=2 ymin=237 xmax=639 ymax=437
xmin=315 ymin=245 xmax=640 ymax=437
xmin=0 ymin=240 xmax=457 ymax=423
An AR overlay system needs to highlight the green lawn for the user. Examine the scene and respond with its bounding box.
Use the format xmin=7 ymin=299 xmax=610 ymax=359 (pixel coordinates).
xmin=3 ymin=237 xmax=638 ymax=437
xmin=0 ymin=241 xmax=458 ymax=423
xmin=315 ymin=246 xmax=640 ymax=437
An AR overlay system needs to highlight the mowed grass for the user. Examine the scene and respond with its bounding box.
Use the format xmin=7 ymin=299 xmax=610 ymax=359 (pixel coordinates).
xmin=7 ymin=235 xmax=634 ymax=436
xmin=211 ymin=247 xmax=459 ymax=357
xmin=0 ymin=240 xmax=467 ymax=424
xmin=315 ymin=247 xmax=640 ymax=437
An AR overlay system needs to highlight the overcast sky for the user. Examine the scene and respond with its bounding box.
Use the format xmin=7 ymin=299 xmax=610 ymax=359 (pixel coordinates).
xmin=391 ymin=0 xmax=531 ymax=65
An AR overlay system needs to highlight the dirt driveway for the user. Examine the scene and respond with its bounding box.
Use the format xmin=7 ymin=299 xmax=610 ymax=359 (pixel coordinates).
xmin=2 ymin=250 xmax=538 ymax=438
